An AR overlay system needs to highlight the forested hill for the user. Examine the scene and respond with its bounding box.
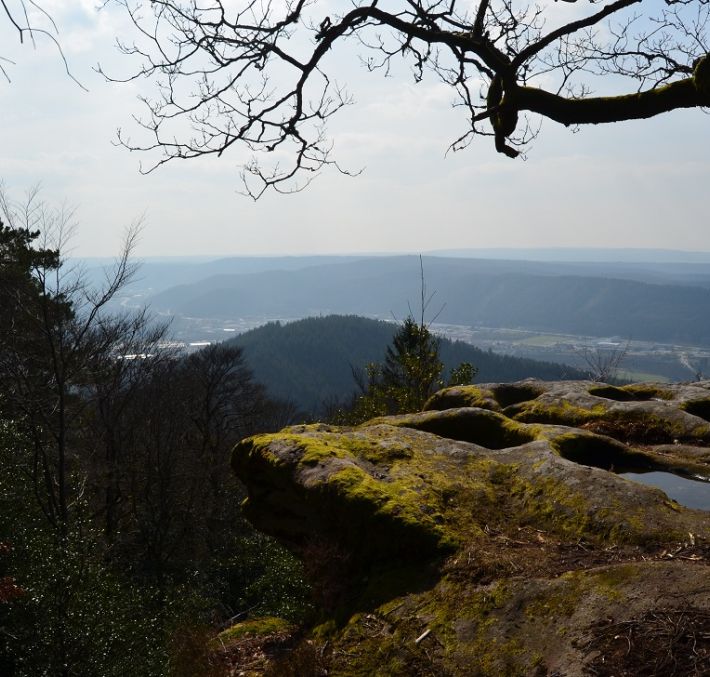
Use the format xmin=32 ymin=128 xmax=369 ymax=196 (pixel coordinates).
xmin=228 ymin=315 xmax=585 ymax=414
xmin=149 ymin=255 xmax=710 ymax=346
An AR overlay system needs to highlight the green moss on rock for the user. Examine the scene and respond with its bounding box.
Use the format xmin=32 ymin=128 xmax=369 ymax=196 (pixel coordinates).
xmin=375 ymin=408 xmax=536 ymax=449
xmin=216 ymin=616 xmax=293 ymax=646
xmin=231 ymin=380 xmax=710 ymax=675
xmin=511 ymin=400 xmax=607 ymax=426
xmin=234 ymin=426 xmax=478 ymax=564
xmin=424 ymin=385 xmax=499 ymax=411
xmin=620 ymin=384 xmax=674 ymax=400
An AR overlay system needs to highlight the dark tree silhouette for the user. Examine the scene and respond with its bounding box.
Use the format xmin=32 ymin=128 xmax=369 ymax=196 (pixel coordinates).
xmin=0 ymin=186 xmax=162 ymax=539
xmin=108 ymin=0 xmax=710 ymax=197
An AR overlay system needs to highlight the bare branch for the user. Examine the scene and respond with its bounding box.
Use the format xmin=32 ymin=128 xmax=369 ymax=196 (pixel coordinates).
xmin=578 ymin=340 xmax=631 ymax=383
xmin=1 ymin=0 xmax=86 ymax=88
xmin=107 ymin=0 xmax=710 ymax=194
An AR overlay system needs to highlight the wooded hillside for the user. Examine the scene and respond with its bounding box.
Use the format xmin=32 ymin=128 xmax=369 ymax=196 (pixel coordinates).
xmin=229 ymin=315 xmax=585 ymax=414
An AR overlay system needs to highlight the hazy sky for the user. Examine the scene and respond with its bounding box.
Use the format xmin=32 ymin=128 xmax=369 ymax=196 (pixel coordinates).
xmin=1 ymin=0 xmax=709 ymax=257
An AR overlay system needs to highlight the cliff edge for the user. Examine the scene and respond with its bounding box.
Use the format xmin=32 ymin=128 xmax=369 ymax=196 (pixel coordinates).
xmin=230 ymin=380 xmax=710 ymax=675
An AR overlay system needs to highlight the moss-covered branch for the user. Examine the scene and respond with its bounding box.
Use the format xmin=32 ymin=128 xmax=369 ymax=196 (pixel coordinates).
xmin=514 ymin=57 xmax=710 ymax=127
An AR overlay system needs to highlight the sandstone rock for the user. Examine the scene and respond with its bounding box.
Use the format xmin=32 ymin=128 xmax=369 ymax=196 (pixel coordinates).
xmin=231 ymin=381 xmax=710 ymax=675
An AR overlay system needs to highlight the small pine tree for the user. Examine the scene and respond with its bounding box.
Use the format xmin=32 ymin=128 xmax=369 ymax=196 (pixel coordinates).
xmin=381 ymin=316 xmax=444 ymax=413
xmin=341 ymin=257 xmax=478 ymax=423
xmin=350 ymin=316 xmax=477 ymax=421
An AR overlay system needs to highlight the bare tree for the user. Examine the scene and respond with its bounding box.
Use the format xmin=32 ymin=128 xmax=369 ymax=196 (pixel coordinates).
xmin=108 ymin=342 xmax=286 ymax=585
xmin=0 ymin=186 xmax=173 ymax=675
xmin=0 ymin=186 xmax=164 ymax=539
xmin=577 ymin=340 xmax=630 ymax=382
xmin=107 ymin=0 xmax=710 ymax=197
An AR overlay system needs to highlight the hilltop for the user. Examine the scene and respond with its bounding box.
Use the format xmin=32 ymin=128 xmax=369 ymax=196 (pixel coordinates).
xmin=227 ymin=315 xmax=585 ymax=414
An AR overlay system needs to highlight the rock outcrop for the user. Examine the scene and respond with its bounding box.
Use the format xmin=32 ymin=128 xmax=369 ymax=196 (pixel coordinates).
xmin=232 ymin=380 xmax=710 ymax=675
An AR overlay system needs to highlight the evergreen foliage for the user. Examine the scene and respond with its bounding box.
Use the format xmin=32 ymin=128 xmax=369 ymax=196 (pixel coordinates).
xmin=348 ymin=316 xmax=477 ymax=421
xmin=230 ymin=315 xmax=585 ymax=415
xmin=0 ymin=201 xmax=311 ymax=675
xmin=0 ymin=422 xmax=171 ymax=675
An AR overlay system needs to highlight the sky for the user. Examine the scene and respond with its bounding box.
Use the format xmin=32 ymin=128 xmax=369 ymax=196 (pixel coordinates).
xmin=1 ymin=0 xmax=709 ymax=258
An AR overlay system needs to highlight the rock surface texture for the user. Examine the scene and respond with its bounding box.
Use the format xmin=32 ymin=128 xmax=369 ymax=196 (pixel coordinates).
xmin=232 ymin=380 xmax=710 ymax=676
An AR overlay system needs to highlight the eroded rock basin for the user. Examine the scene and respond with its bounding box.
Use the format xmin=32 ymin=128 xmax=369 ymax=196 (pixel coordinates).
xmin=229 ymin=380 xmax=710 ymax=675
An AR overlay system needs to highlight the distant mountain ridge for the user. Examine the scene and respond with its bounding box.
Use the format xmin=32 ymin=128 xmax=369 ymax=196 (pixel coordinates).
xmin=149 ymin=256 xmax=710 ymax=346
xmin=83 ymin=255 xmax=368 ymax=295
xmin=228 ymin=315 xmax=585 ymax=414
xmin=80 ymin=251 xmax=710 ymax=298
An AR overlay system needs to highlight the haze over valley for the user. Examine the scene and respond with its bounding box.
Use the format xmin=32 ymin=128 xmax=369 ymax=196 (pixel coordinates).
xmin=103 ymin=250 xmax=710 ymax=391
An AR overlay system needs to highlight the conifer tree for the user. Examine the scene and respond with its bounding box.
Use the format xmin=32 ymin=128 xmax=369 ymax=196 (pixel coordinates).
xmin=352 ymin=316 xmax=476 ymax=421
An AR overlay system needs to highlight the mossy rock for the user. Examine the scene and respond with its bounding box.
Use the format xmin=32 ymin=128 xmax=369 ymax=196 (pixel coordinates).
xmin=680 ymin=398 xmax=710 ymax=422
xmin=373 ymin=407 xmax=536 ymax=449
xmin=491 ymin=382 xmax=545 ymax=407
xmin=620 ymin=383 xmax=674 ymax=400
xmin=233 ymin=425 xmax=464 ymax=564
xmin=231 ymin=380 xmax=710 ymax=675
xmin=216 ymin=617 xmax=293 ymax=647
xmin=588 ymin=384 xmax=638 ymax=401
xmin=426 ymin=380 xmax=547 ymax=412
xmin=233 ymin=398 xmax=710 ymax=559
xmin=313 ymin=561 xmax=710 ymax=676
xmin=482 ymin=380 xmax=710 ymax=445
xmin=424 ymin=384 xmax=499 ymax=411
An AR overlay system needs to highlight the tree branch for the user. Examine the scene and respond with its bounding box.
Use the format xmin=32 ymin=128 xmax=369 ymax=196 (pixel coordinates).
xmin=516 ymin=65 xmax=710 ymax=126
xmin=513 ymin=0 xmax=642 ymax=70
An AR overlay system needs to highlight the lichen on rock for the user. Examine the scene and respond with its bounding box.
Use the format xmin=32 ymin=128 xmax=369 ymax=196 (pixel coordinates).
xmin=231 ymin=380 xmax=710 ymax=675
